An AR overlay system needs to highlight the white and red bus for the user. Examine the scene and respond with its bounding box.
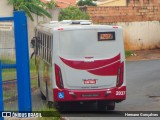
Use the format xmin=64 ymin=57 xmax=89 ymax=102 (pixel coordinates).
xmin=32 ymin=20 xmax=126 ymax=111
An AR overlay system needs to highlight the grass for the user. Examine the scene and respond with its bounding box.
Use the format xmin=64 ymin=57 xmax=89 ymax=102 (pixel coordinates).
xmin=39 ymin=116 xmax=60 ymax=120
xmin=3 ymin=90 xmax=16 ymax=100
xmin=36 ymin=105 xmax=61 ymax=120
xmin=2 ymin=58 xmax=37 ymax=81
xmin=2 ymin=58 xmax=38 ymax=100
xmin=125 ymin=50 xmax=133 ymax=58
xmin=30 ymin=58 xmax=38 ymax=89
xmin=1 ymin=58 xmax=16 ymax=64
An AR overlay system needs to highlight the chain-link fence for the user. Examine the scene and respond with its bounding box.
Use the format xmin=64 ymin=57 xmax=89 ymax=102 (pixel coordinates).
xmin=0 ymin=21 xmax=18 ymax=111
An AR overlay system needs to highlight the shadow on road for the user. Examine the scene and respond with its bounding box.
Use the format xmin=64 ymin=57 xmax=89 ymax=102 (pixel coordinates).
xmin=57 ymin=103 xmax=122 ymax=117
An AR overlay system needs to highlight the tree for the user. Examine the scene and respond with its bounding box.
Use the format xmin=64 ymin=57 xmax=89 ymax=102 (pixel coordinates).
xmin=58 ymin=6 xmax=90 ymax=21
xmin=8 ymin=0 xmax=54 ymax=21
xmin=45 ymin=0 xmax=57 ymax=9
xmin=77 ymin=0 xmax=97 ymax=6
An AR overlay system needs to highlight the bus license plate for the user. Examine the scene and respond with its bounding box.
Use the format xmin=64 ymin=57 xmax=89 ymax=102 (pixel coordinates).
xmin=81 ymin=94 xmax=99 ymax=97
xmin=84 ymin=79 xmax=96 ymax=84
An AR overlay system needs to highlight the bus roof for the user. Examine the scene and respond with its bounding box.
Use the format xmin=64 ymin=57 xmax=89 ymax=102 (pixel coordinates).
xmin=36 ymin=20 xmax=122 ymax=33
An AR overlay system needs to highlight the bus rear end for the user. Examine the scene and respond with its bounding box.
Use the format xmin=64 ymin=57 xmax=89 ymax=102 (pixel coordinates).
xmin=53 ymin=25 xmax=126 ymax=110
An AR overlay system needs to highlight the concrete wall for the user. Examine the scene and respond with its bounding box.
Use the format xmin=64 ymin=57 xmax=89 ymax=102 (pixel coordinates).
xmin=0 ymin=0 xmax=14 ymax=58
xmin=0 ymin=0 xmax=13 ymax=17
xmin=115 ymin=21 xmax=160 ymax=50
xmin=97 ymin=0 xmax=127 ymax=6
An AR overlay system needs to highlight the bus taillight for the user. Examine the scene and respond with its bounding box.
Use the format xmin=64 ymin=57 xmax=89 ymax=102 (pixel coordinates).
xmin=55 ymin=64 xmax=64 ymax=89
xmin=116 ymin=62 xmax=124 ymax=87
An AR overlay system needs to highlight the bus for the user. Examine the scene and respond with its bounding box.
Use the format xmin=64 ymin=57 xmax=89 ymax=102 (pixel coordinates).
xmin=31 ymin=20 xmax=126 ymax=111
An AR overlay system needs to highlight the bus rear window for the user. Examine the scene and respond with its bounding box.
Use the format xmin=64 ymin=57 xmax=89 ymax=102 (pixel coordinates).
xmin=98 ymin=32 xmax=115 ymax=41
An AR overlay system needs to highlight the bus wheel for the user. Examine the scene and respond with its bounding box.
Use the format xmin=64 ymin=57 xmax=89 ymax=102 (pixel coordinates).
xmin=47 ymin=101 xmax=54 ymax=108
xmin=37 ymin=73 xmax=40 ymax=88
xmin=55 ymin=102 xmax=65 ymax=112
xmin=46 ymin=81 xmax=49 ymax=103
xmin=45 ymin=81 xmax=54 ymax=108
xmin=107 ymin=101 xmax=115 ymax=111
xmin=97 ymin=101 xmax=107 ymax=111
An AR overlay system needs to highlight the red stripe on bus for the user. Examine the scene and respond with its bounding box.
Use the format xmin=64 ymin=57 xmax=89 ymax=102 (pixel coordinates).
xmin=88 ymin=61 xmax=120 ymax=76
xmin=60 ymin=54 xmax=120 ymax=70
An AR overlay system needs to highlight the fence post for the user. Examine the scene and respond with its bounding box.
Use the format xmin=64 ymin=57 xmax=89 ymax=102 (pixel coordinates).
xmin=0 ymin=61 xmax=4 ymax=120
xmin=14 ymin=11 xmax=32 ymax=112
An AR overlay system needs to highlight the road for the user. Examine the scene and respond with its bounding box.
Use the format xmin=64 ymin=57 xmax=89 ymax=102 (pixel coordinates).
xmin=61 ymin=60 xmax=160 ymax=120
xmin=4 ymin=60 xmax=160 ymax=119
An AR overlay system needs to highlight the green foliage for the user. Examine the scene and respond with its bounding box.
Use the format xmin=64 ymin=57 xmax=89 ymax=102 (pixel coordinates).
xmin=8 ymin=0 xmax=53 ymax=21
xmin=125 ymin=50 xmax=133 ymax=58
xmin=46 ymin=0 xmax=57 ymax=9
xmin=58 ymin=6 xmax=90 ymax=21
xmin=77 ymin=0 xmax=97 ymax=6
xmin=38 ymin=106 xmax=61 ymax=120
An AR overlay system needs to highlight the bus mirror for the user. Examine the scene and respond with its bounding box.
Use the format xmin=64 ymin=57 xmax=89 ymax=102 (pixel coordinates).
xmin=30 ymin=37 xmax=36 ymax=48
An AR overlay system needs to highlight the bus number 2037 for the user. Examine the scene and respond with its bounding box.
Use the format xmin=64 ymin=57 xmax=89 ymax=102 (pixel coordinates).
xmin=116 ymin=91 xmax=126 ymax=96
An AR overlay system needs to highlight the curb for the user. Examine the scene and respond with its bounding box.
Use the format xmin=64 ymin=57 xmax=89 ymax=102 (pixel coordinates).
xmin=126 ymin=58 xmax=160 ymax=62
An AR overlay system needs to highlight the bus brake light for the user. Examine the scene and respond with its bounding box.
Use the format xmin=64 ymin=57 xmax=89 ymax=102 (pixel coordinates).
xmin=55 ymin=64 xmax=64 ymax=89
xmin=113 ymin=26 xmax=118 ymax=28
xmin=116 ymin=62 xmax=124 ymax=87
xmin=57 ymin=28 xmax=64 ymax=30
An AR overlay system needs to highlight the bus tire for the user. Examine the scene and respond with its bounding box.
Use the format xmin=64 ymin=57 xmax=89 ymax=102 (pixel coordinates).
xmin=45 ymin=81 xmax=54 ymax=108
xmin=37 ymin=73 xmax=40 ymax=88
xmin=107 ymin=101 xmax=115 ymax=111
xmin=55 ymin=102 xmax=65 ymax=112
xmin=46 ymin=81 xmax=49 ymax=102
xmin=97 ymin=101 xmax=106 ymax=111
xmin=47 ymin=101 xmax=54 ymax=108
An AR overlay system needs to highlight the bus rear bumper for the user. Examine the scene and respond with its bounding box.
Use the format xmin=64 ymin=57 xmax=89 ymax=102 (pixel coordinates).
xmin=53 ymin=86 xmax=126 ymax=102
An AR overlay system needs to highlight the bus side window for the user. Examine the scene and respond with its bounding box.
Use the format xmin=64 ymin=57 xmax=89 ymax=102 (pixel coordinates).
xmin=47 ymin=35 xmax=50 ymax=63
xmin=44 ymin=34 xmax=46 ymax=60
xmin=42 ymin=33 xmax=45 ymax=60
xmin=50 ymin=36 xmax=52 ymax=64
xmin=38 ymin=32 xmax=41 ymax=56
xmin=46 ymin=35 xmax=48 ymax=62
xmin=34 ymin=31 xmax=52 ymax=65
xmin=44 ymin=34 xmax=46 ymax=61
xmin=36 ymin=32 xmax=40 ymax=56
xmin=40 ymin=33 xmax=42 ymax=57
xmin=37 ymin=37 xmax=40 ymax=56
xmin=45 ymin=35 xmax=48 ymax=62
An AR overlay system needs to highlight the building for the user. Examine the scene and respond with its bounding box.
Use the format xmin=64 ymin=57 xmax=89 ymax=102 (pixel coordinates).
xmin=41 ymin=0 xmax=76 ymax=8
xmin=97 ymin=0 xmax=127 ymax=6
xmin=0 ymin=0 xmax=13 ymax=17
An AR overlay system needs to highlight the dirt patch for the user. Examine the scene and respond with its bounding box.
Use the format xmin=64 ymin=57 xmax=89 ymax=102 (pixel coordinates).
xmin=149 ymin=96 xmax=160 ymax=102
xmin=126 ymin=49 xmax=160 ymax=61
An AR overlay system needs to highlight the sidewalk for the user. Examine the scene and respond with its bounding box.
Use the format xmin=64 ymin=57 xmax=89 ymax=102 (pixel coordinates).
xmin=126 ymin=49 xmax=160 ymax=61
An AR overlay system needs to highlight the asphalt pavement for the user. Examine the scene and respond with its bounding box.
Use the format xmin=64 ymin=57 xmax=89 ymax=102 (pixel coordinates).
xmin=62 ymin=60 xmax=160 ymax=120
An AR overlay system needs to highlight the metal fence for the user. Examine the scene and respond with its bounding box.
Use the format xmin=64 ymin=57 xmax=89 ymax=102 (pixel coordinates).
xmin=0 ymin=18 xmax=17 ymax=113
xmin=0 ymin=11 xmax=32 ymax=120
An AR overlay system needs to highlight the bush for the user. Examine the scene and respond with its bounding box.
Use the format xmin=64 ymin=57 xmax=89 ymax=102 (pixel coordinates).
xmin=58 ymin=6 xmax=90 ymax=21
xmin=77 ymin=0 xmax=97 ymax=6
xmin=125 ymin=50 xmax=133 ymax=58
